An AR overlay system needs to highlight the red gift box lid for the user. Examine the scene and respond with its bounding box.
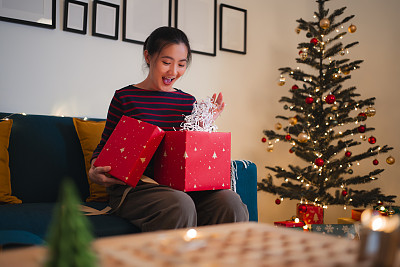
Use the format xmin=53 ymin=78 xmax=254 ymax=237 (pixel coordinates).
xmin=94 ymin=116 xmax=165 ymax=187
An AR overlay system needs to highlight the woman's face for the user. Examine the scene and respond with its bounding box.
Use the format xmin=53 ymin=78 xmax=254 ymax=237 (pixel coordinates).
xmin=145 ymin=43 xmax=188 ymax=92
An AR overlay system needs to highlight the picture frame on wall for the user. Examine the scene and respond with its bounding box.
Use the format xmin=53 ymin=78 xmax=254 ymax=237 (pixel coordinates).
xmin=219 ymin=4 xmax=247 ymax=55
xmin=63 ymin=0 xmax=88 ymax=35
xmin=92 ymin=0 xmax=119 ymax=40
xmin=175 ymin=0 xmax=216 ymax=57
xmin=123 ymin=0 xmax=171 ymax=45
xmin=0 ymin=0 xmax=56 ymax=29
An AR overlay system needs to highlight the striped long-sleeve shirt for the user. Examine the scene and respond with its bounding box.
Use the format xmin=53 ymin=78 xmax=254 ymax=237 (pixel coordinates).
xmin=92 ymin=85 xmax=196 ymax=159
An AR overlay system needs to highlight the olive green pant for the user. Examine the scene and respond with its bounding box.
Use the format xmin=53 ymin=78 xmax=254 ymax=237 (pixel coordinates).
xmin=108 ymin=181 xmax=249 ymax=232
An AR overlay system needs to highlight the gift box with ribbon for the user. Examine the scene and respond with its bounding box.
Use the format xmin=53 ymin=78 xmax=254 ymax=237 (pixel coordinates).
xmin=154 ymin=97 xmax=231 ymax=191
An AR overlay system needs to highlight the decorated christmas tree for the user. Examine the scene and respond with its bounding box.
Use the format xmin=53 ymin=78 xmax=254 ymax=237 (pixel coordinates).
xmin=258 ymin=0 xmax=396 ymax=211
xmin=45 ymin=179 xmax=97 ymax=267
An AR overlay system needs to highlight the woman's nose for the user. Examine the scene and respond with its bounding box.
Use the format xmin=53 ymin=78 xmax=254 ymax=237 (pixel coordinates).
xmin=168 ymin=64 xmax=178 ymax=75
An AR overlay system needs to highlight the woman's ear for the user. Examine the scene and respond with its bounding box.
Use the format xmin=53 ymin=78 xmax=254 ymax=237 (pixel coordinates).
xmin=144 ymin=50 xmax=150 ymax=66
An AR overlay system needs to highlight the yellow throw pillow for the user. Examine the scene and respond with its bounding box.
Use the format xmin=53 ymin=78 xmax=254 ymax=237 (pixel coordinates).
xmin=73 ymin=118 xmax=108 ymax=202
xmin=0 ymin=119 xmax=22 ymax=204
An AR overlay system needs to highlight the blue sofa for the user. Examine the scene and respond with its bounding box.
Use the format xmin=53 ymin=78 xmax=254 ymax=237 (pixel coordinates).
xmin=0 ymin=112 xmax=258 ymax=247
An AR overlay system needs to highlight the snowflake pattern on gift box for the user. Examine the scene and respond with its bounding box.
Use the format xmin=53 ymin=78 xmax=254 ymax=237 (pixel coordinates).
xmin=324 ymin=224 xmax=334 ymax=233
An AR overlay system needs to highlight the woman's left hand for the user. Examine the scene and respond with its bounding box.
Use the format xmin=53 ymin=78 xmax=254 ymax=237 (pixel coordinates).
xmin=212 ymin=92 xmax=225 ymax=121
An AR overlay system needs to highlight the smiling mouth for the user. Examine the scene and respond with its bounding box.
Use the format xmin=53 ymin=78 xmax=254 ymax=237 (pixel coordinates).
xmin=162 ymin=77 xmax=175 ymax=85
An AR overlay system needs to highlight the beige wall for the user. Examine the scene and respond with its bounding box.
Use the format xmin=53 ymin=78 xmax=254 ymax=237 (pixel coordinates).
xmin=0 ymin=0 xmax=399 ymax=224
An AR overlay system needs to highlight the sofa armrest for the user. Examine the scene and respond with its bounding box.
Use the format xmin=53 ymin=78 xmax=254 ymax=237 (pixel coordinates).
xmin=232 ymin=160 xmax=258 ymax=222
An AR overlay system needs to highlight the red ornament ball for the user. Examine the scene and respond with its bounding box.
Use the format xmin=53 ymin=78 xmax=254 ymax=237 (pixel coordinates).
xmin=289 ymin=148 xmax=294 ymax=153
xmin=315 ymin=158 xmax=324 ymax=167
xmin=261 ymin=137 xmax=267 ymax=143
xmin=275 ymin=198 xmax=281 ymax=205
xmin=285 ymin=134 xmax=292 ymax=141
xmin=358 ymin=125 xmax=366 ymax=133
xmin=298 ymin=204 xmax=307 ymax=213
xmin=306 ymin=97 xmax=314 ymax=104
xmin=358 ymin=113 xmax=367 ymax=119
xmin=368 ymin=136 xmax=377 ymax=144
xmin=292 ymin=84 xmax=299 ymax=90
xmin=373 ymin=159 xmax=379 ymax=165
xmin=345 ymin=151 xmax=352 ymax=157
xmin=298 ymin=50 xmax=303 ymax=55
xmin=342 ymin=190 xmax=348 ymax=197
xmin=325 ymin=94 xmax=336 ymax=104
xmin=310 ymin=38 xmax=318 ymax=45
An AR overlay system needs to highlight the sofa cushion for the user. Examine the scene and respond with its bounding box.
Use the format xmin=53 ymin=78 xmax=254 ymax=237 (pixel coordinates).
xmin=73 ymin=118 xmax=108 ymax=202
xmin=0 ymin=202 xmax=140 ymax=244
xmin=0 ymin=119 xmax=22 ymax=204
xmin=2 ymin=113 xmax=90 ymax=203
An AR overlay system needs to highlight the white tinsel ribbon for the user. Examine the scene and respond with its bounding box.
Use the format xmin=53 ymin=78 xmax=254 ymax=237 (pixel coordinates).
xmin=181 ymin=97 xmax=218 ymax=132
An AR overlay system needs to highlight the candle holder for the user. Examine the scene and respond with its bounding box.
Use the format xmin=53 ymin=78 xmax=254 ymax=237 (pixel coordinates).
xmin=358 ymin=209 xmax=400 ymax=267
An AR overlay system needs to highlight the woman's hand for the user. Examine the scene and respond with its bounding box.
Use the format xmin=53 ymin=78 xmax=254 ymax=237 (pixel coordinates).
xmin=212 ymin=92 xmax=225 ymax=121
xmin=88 ymin=158 xmax=126 ymax=187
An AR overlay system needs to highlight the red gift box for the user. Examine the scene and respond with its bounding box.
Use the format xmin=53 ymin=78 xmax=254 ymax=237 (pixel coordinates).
xmin=94 ymin=116 xmax=165 ymax=188
xmin=274 ymin=221 xmax=305 ymax=228
xmin=351 ymin=209 xmax=365 ymax=221
xmin=296 ymin=203 xmax=324 ymax=224
xmin=153 ymin=131 xmax=231 ymax=191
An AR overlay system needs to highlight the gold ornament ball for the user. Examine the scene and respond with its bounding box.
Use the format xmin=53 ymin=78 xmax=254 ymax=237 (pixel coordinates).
xmin=331 ymin=104 xmax=339 ymax=111
xmin=386 ymin=156 xmax=395 ymax=165
xmin=300 ymin=52 xmax=308 ymax=60
xmin=278 ymin=76 xmax=286 ymax=86
xmin=348 ymin=24 xmax=357 ymax=33
xmin=289 ymin=117 xmax=298 ymax=125
xmin=319 ymin=18 xmax=330 ymax=29
xmin=267 ymin=144 xmax=274 ymax=152
xmin=365 ymin=106 xmax=376 ymax=117
xmin=342 ymin=69 xmax=350 ymax=75
xmin=295 ymin=27 xmax=301 ymax=34
xmin=275 ymin=122 xmax=282 ymax=130
xmin=298 ymin=132 xmax=309 ymax=143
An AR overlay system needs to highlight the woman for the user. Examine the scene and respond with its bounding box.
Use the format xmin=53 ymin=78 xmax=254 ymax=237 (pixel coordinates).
xmin=89 ymin=26 xmax=248 ymax=232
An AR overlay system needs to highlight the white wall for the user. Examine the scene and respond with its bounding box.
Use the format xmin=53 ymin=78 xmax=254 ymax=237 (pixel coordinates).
xmin=1 ymin=0 xmax=399 ymax=224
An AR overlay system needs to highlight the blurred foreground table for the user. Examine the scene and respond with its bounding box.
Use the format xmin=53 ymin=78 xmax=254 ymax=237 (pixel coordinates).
xmin=1 ymin=222 xmax=399 ymax=267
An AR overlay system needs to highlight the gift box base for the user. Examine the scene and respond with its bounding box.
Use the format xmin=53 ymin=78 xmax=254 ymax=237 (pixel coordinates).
xmin=154 ymin=131 xmax=231 ymax=192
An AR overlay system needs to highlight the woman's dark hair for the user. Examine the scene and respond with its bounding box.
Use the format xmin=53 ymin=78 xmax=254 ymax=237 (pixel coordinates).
xmin=143 ymin=26 xmax=192 ymax=66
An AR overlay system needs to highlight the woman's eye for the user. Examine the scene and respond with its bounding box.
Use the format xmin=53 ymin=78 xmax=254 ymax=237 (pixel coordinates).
xmin=179 ymin=64 xmax=186 ymax=68
xmin=162 ymin=61 xmax=171 ymax=65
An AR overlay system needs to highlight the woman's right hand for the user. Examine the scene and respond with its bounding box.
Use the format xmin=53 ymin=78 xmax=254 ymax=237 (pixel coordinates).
xmin=89 ymin=158 xmax=126 ymax=187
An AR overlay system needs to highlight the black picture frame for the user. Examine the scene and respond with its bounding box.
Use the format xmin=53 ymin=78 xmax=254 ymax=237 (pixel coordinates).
xmin=0 ymin=0 xmax=56 ymax=29
xmin=219 ymin=4 xmax=247 ymax=55
xmin=92 ymin=0 xmax=119 ymax=40
xmin=175 ymin=0 xmax=217 ymax=57
xmin=63 ymin=0 xmax=88 ymax=35
xmin=123 ymin=0 xmax=172 ymax=45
